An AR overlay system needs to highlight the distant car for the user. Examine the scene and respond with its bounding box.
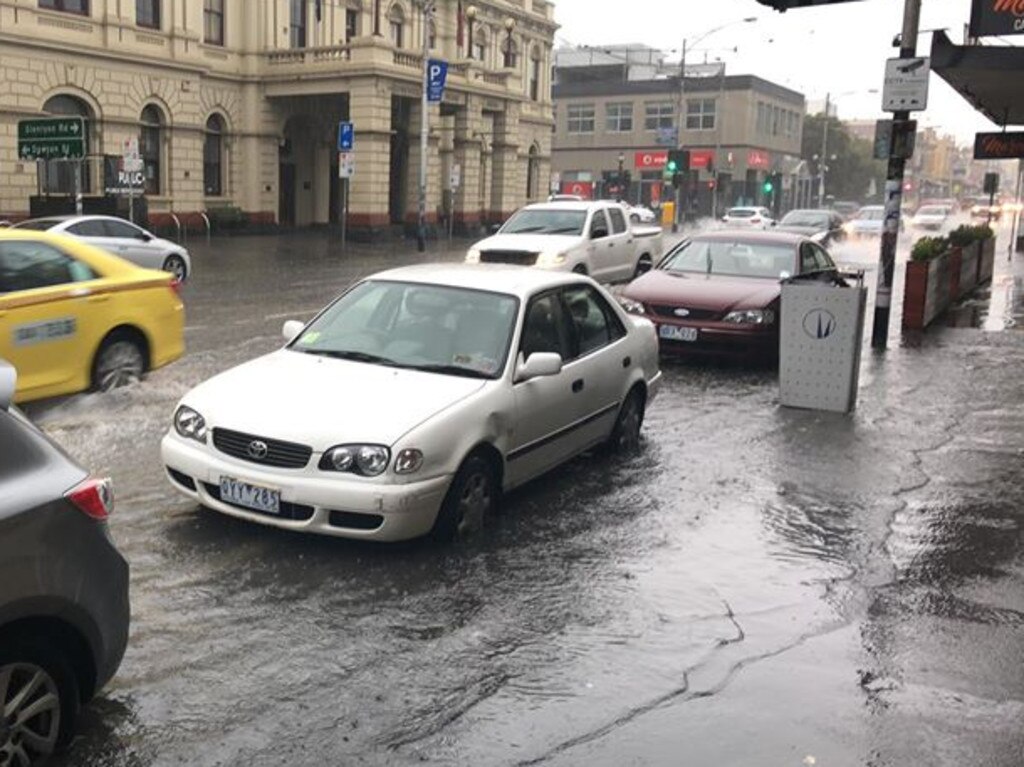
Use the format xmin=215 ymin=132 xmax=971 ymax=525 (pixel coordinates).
xmin=624 ymin=204 xmax=657 ymax=224
xmin=845 ymin=205 xmax=886 ymax=239
xmin=619 ymin=231 xmax=839 ymax=361
xmin=775 ymin=209 xmax=846 ymax=245
xmin=162 ymin=265 xmax=662 ymax=542
xmin=0 ymin=360 xmax=129 ymax=762
xmin=13 ymin=215 xmax=191 ymax=282
xmin=911 ymin=204 xmax=949 ymax=231
xmin=0 ymin=229 xmax=185 ymax=404
xmin=547 ymin=194 xmax=584 ymax=202
xmin=830 ymin=201 xmax=861 ymax=221
xmin=969 ymin=197 xmax=1002 ymax=221
xmin=721 ymin=206 xmax=774 ymax=230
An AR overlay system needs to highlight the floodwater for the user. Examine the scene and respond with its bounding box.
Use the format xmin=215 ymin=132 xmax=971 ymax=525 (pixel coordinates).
xmin=25 ymin=229 xmax=1024 ymax=766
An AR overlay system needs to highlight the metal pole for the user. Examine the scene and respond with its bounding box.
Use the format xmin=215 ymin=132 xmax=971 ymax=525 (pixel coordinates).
xmin=818 ymin=92 xmax=830 ymax=208
xmin=673 ymin=39 xmax=686 ymax=233
xmin=712 ymin=64 xmax=725 ymax=220
xmin=341 ymin=176 xmax=348 ymax=251
xmin=871 ymin=0 xmax=922 ymax=350
xmin=1011 ymin=158 xmax=1023 ymax=261
xmin=74 ymin=160 xmax=83 ymax=216
xmin=417 ymin=2 xmax=432 ymax=253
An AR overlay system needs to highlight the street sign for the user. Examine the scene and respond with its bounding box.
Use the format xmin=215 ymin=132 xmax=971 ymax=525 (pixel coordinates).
xmin=338 ymin=121 xmax=354 ymax=151
xmin=882 ymin=57 xmax=930 ymax=112
xmin=549 ymin=171 xmax=561 ymax=193
xmin=18 ymin=117 xmax=86 ymax=160
xmin=123 ymin=157 xmax=144 ymax=173
xmin=655 ymin=127 xmax=678 ymax=147
xmin=873 ymin=120 xmax=893 ymax=160
xmin=338 ymin=151 xmax=355 ymax=179
xmin=123 ymin=136 xmax=140 ymax=160
xmin=449 ymin=163 xmax=461 ymax=191
xmin=426 ymin=59 xmax=448 ymax=103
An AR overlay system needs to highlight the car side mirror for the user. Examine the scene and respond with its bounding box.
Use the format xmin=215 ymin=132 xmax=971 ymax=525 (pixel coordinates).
xmin=591 ymin=227 xmax=608 ymax=240
xmin=515 ymin=352 xmax=563 ymax=383
xmin=490 ymin=224 xmax=501 ymax=235
xmin=0 ymin=361 xmax=15 ymax=411
xmin=282 ymin=320 xmax=304 ymax=343
xmin=136 ymin=232 xmax=153 ymax=241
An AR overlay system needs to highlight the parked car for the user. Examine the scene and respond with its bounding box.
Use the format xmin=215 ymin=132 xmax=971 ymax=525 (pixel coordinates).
xmin=466 ymin=201 xmax=664 ymax=282
xmin=547 ymin=194 xmax=584 ymax=202
xmin=844 ymin=205 xmax=886 ymax=239
xmin=624 ymin=204 xmax=657 ymax=224
xmin=0 ymin=228 xmax=185 ymax=404
xmin=161 ymin=265 xmax=661 ymax=542
xmin=12 ymin=215 xmax=191 ymax=282
xmin=830 ymin=201 xmax=861 ymax=221
xmin=721 ymin=206 xmax=775 ymax=229
xmin=774 ymin=209 xmax=846 ymax=245
xmin=911 ymin=204 xmax=950 ymax=231
xmin=618 ymin=231 xmax=838 ymax=361
xmin=0 ymin=360 xmax=129 ymax=762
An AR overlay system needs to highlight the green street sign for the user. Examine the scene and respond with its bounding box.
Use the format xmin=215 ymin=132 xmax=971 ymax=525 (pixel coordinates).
xmin=17 ymin=117 xmax=85 ymax=160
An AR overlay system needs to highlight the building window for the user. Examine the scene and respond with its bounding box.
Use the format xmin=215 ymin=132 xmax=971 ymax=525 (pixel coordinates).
xmin=38 ymin=0 xmax=89 ymax=14
xmin=388 ymin=4 xmax=404 ymax=48
xmin=140 ymin=105 xmax=163 ymax=196
xmin=203 ymin=0 xmax=224 ymax=45
xmin=686 ymin=99 xmax=715 ymax=131
xmin=529 ymin=48 xmax=542 ymax=101
xmin=771 ymin=105 xmax=780 ymax=136
xmin=290 ymin=0 xmax=307 ymax=48
xmin=526 ymin=144 xmax=540 ymax=199
xmin=605 ymin=103 xmax=633 ymax=133
xmin=473 ymin=31 xmax=487 ymax=63
xmin=204 ymin=114 xmax=224 ymax=197
xmin=644 ymin=102 xmax=674 ymax=131
xmin=41 ymin=94 xmax=93 ymax=194
xmin=136 ymin=0 xmax=159 ymax=28
xmin=345 ymin=8 xmax=359 ymax=41
xmin=567 ymin=104 xmax=595 ymax=135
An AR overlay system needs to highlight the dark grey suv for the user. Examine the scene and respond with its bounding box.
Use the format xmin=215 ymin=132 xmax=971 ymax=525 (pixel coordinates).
xmin=0 ymin=362 xmax=129 ymax=763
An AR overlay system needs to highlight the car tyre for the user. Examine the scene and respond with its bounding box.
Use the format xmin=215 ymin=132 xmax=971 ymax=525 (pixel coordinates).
xmin=0 ymin=637 xmax=81 ymax=761
xmin=92 ymin=333 xmax=146 ymax=392
xmin=572 ymin=264 xmax=588 ymax=275
xmin=162 ymin=254 xmax=188 ymax=282
xmin=431 ymin=454 xmax=498 ymax=541
xmin=607 ymin=388 xmax=645 ymax=453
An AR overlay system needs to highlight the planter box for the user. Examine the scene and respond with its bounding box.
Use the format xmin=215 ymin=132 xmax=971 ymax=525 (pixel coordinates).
xmin=948 ymin=246 xmax=963 ymax=301
xmin=903 ymin=250 xmax=953 ymax=330
xmin=977 ymin=237 xmax=995 ymax=284
xmin=959 ymin=241 xmax=979 ymax=298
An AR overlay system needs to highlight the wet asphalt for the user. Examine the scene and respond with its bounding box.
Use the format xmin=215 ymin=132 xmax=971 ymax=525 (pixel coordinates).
xmin=26 ymin=223 xmax=1024 ymax=766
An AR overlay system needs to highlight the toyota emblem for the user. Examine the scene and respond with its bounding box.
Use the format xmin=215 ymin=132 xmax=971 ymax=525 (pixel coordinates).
xmin=673 ymin=307 xmax=691 ymax=317
xmin=247 ymin=440 xmax=269 ymax=459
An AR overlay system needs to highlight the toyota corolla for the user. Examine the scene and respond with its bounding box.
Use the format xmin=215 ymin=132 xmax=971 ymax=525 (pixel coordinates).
xmin=161 ymin=265 xmax=660 ymax=542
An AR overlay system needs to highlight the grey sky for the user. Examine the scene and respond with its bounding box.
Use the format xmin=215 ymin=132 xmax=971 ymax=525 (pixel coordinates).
xmin=553 ymin=0 xmax=1004 ymax=146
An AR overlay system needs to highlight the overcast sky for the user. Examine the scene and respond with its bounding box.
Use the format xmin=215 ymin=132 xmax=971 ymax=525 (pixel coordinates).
xmin=553 ymin=0 xmax=1004 ymax=146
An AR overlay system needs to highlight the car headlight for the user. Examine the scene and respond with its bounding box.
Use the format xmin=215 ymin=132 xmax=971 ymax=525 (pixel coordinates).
xmin=842 ymin=223 xmax=853 ymax=234
xmin=466 ymin=248 xmax=481 ymax=264
xmin=173 ymin=405 xmax=207 ymax=443
xmin=723 ymin=309 xmax=775 ymax=325
xmin=394 ymin=448 xmax=424 ymax=475
xmin=617 ymin=296 xmax=646 ymax=315
xmin=319 ymin=444 xmax=390 ymax=476
xmin=535 ymin=250 xmax=567 ymax=268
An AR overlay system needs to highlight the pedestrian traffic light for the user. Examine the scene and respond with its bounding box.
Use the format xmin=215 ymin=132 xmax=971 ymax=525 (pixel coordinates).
xmin=666 ymin=158 xmax=678 ymax=174
xmin=763 ymin=178 xmax=774 ymax=195
xmin=667 ymin=149 xmax=690 ymax=173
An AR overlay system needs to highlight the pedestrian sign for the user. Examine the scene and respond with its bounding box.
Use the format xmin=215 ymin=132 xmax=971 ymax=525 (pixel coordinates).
xmin=338 ymin=121 xmax=354 ymax=152
xmin=18 ymin=117 xmax=86 ymax=160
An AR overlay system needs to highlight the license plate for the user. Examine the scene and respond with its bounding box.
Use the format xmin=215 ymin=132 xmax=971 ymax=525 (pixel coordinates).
xmin=658 ymin=324 xmax=698 ymax=342
xmin=219 ymin=476 xmax=281 ymax=515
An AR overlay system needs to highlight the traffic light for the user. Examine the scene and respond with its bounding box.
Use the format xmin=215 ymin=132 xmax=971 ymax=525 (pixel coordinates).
xmin=668 ymin=149 xmax=690 ymax=173
xmin=763 ymin=178 xmax=774 ymax=195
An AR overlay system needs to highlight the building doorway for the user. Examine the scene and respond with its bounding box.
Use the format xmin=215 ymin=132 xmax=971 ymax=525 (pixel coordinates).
xmin=278 ymin=138 xmax=296 ymax=226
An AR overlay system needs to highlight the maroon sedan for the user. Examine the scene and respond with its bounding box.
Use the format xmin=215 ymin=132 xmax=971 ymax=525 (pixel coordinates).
xmin=618 ymin=231 xmax=838 ymax=360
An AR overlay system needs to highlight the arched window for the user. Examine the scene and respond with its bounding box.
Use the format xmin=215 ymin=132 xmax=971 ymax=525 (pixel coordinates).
xmin=502 ymin=37 xmax=518 ymax=69
xmin=474 ymin=29 xmax=488 ymax=63
xmin=526 ymin=144 xmax=540 ymax=200
xmin=388 ymin=4 xmax=404 ymax=48
xmin=204 ymin=114 xmax=225 ymax=197
xmin=529 ymin=46 xmax=543 ymax=101
xmin=140 ymin=105 xmax=163 ymax=195
xmin=42 ymin=94 xmax=94 ymax=194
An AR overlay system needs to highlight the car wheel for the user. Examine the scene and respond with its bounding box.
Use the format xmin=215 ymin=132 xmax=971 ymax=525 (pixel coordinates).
xmin=162 ymin=254 xmax=188 ymax=282
xmin=92 ymin=333 xmax=146 ymax=392
xmin=633 ymin=254 xmax=653 ymax=279
xmin=0 ymin=638 xmax=81 ymax=762
xmin=608 ymin=388 xmax=645 ymax=453
xmin=572 ymin=264 xmax=588 ymax=275
xmin=431 ymin=454 xmax=498 ymax=541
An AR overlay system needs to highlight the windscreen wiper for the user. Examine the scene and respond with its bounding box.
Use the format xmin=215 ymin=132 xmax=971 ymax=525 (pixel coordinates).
xmin=410 ymin=364 xmax=491 ymax=379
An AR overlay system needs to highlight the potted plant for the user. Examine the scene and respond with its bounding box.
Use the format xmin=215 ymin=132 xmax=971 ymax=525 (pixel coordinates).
xmin=904 ymin=236 xmax=953 ymax=330
xmin=974 ymin=223 xmax=996 ymax=284
xmin=948 ymin=224 xmax=979 ymax=298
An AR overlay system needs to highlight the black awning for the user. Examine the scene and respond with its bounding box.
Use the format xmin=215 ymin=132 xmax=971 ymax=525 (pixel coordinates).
xmin=930 ymin=30 xmax=1024 ymax=127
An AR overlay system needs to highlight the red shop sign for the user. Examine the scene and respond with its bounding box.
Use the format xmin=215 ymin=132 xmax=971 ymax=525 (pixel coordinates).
xmin=634 ymin=150 xmax=668 ymax=169
xmin=561 ymin=181 xmax=594 ymax=199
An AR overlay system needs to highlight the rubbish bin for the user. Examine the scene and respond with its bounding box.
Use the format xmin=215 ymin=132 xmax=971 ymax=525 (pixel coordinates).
xmin=779 ymin=271 xmax=867 ymax=414
xmin=661 ymin=201 xmax=675 ymax=228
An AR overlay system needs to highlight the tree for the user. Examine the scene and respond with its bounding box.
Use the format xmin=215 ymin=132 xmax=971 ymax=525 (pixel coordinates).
xmin=802 ymin=113 xmax=886 ymax=203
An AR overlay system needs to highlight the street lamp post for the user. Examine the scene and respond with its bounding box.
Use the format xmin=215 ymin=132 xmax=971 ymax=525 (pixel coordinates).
xmin=466 ymin=4 xmax=477 ymax=57
xmin=416 ymin=0 xmax=436 ymax=253
xmin=617 ymin=151 xmax=625 ymax=199
xmin=503 ymin=17 xmax=516 ymax=67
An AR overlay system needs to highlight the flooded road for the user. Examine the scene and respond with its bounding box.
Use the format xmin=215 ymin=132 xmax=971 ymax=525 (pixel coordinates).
xmin=26 ymin=231 xmax=1024 ymax=766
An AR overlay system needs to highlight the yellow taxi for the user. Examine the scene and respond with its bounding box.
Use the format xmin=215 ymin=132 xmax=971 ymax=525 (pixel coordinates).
xmin=0 ymin=228 xmax=184 ymax=404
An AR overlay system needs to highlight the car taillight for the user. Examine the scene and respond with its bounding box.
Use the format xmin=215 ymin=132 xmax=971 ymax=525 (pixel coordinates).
xmin=751 ymin=217 xmax=761 ymax=224
xmin=65 ymin=477 xmax=114 ymax=520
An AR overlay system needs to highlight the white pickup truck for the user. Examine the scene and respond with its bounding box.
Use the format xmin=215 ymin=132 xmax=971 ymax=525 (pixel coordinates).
xmin=466 ymin=201 xmax=664 ymax=283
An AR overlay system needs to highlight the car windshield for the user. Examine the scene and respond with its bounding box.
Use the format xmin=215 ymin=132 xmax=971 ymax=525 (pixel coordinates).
xmin=11 ymin=219 xmax=62 ymax=231
xmin=500 ymin=209 xmax=587 ymax=235
xmin=858 ymin=208 xmax=884 ymax=221
xmin=290 ymin=280 xmax=519 ymax=379
xmin=726 ymin=208 xmax=756 ymax=218
xmin=781 ymin=211 xmax=830 ymax=227
xmin=661 ymin=239 xmax=794 ymax=279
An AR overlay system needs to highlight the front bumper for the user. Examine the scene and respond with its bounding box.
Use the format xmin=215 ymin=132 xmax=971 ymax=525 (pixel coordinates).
xmin=161 ymin=434 xmax=452 ymax=542
xmin=651 ymin=319 xmax=777 ymax=361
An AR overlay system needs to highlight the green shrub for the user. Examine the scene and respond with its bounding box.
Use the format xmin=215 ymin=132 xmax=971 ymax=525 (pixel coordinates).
xmin=910 ymin=236 xmax=949 ymax=262
xmin=947 ymin=225 xmax=975 ymax=247
xmin=972 ymin=223 xmax=994 ymax=241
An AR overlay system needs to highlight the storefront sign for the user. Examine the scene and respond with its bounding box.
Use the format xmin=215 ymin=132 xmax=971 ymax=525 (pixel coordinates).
xmin=970 ymin=0 xmax=1024 ymax=37
xmin=634 ymin=150 xmax=668 ymax=169
xmin=974 ymin=131 xmax=1024 ymax=159
xmin=747 ymin=150 xmax=770 ymax=169
xmin=689 ymin=149 xmax=715 ymax=169
xmin=560 ymin=181 xmax=594 ymax=199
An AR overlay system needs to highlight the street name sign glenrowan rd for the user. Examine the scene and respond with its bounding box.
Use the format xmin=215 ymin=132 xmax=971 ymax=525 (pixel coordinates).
xmin=974 ymin=132 xmax=1024 ymax=159
xmin=970 ymin=0 xmax=1024 ymax=37
xmin=17 ymin=117 xmax=85 ymax=160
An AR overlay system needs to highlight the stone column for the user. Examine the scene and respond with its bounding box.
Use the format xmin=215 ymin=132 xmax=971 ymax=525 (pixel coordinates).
xmin=488 ymin=103 xmax=521 ymax=224
xmin=451 ymin=97 xmax=483 ymax=235
xmin=347 ymin=77 xmax=393 ymax=239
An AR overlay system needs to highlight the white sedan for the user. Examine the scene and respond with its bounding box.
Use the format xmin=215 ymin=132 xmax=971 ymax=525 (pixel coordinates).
xmin=721 ymin=206 xmax=775 ymax=230
xmin=161 ymin=265 xmax=661 ymax=542
xmin=13 ymin=215 xmax=192 ymax=281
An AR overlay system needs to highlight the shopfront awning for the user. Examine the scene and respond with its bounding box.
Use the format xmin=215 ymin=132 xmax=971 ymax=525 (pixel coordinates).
xmin=930 ymin=30 xmax=1024 ymax=126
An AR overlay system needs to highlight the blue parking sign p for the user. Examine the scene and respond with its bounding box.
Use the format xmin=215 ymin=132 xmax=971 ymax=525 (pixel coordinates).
xmin=427 ymin=59 xmax=448 ymax=103
xmin=338 ymin=122 xmax=354 ymax=151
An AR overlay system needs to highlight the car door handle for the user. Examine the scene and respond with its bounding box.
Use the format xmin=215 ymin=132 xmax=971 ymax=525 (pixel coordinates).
xmin=622 ymin=356 xmax=631 ymax=368
xmin=608 ymin=243 xmax=615 ymax=248
xmin=87 ymin=294 xmax=110 ymax=304
xmin=572 ymin=379 xmax=585 ymax=393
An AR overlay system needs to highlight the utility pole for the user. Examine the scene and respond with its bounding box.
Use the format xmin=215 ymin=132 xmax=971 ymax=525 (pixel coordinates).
xmin=673 ymin=38 xmax=686 ymax=233
xmin=872 ymin=0 xmax=921 ymax=350
xmin=711 ymin=63 xmax=726 ymax=220
xmin=817 ymin=92 xmax=830 ymax=208
xmin=417 ymin=1 xmax=434 ymax=253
